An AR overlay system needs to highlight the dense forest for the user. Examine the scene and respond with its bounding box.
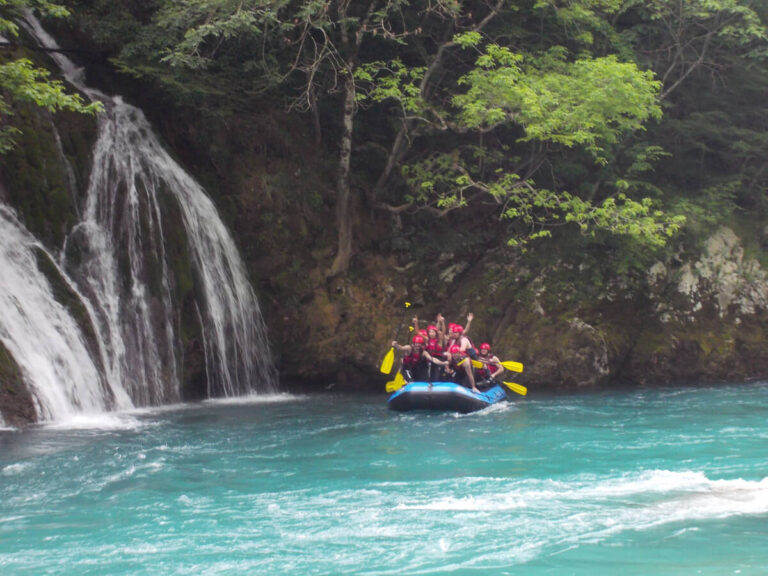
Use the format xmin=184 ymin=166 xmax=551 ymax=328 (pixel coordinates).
xmin=3 ymin=0 xmax=768 ymax=397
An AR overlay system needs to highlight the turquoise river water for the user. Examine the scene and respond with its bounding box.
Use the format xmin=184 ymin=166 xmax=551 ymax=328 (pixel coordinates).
xmin=1 ymin=383 xmax=768 ymax=575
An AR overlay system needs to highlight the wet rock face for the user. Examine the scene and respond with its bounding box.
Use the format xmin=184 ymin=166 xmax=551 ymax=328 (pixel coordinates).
xmin=284 ymin=226 xmax=768 ymax=394
xmin=619 ymin=227 xmax=768 ymax=386
xmin=0 ymin=341 xmax=37 ymax=427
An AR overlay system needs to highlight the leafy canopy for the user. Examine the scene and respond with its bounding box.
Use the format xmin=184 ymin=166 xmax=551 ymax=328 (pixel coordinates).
xmin=0 ymin=1 xmax=100 ymax=153
xmin=68 ymin=0 xmax=768 ymax=253
xmin=454 ymin=43 xmax=662 ymax=162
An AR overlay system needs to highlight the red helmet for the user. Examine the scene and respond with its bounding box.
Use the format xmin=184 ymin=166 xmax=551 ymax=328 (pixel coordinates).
xmin=480 ymin=343 xmax=491 ymax=351
xmin=427 ymin=325 xmax=438 ymax=333
xmin=419 ymin=329 xmax=428 ymax=338
xmin=412 ymin=335 xmax=425 ymax=345
xmin=448 ymin=323 xmax=457 ymax=332
xmin=449 ymin=345 xmax=461 ymax=354
xmin=451 ymin=324 xmax=463 ymax=334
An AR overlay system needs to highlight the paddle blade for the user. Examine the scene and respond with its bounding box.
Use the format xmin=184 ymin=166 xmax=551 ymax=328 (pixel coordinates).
xmin=385 ymin=372 xmax=406 ymax=393
xmin=502 ymin=381 xmax=527 ymax=396
xmin=474 ymin=358 xmax=523 ymax=373
xmin=501 ymin=360 xmax=524 ymax=373
xmin=380 ymin=347 xmax=395 ymax=374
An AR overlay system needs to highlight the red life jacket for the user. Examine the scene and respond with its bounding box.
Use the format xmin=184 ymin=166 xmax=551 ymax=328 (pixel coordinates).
xmin=475 ymin=359 xmax=491 ymax=379
xmin=402 ymin=350 xmax=425 ymax=370
xmin=426 ymin=338 xmax=443 ymax=357
xmin=475 ymin=355 xmax=499 ymax=379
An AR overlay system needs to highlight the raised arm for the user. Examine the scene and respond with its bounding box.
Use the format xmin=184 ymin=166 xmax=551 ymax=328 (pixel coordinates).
xmin=392 ymin=340 xmax=412 ymax=354
xmin=436 ymin=313 xmax=446 ymax=337
xmin=463 ymin=312 xmax=474 ymax=337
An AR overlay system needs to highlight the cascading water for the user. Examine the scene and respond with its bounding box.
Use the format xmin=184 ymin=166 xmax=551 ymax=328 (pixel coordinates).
xmin=65 ymin=97 xmax=278 ymax=402
xmin=0 ymin=16 xmax=277 ymax=423
xmin=0 ymin=206 xmax=131 ymax=421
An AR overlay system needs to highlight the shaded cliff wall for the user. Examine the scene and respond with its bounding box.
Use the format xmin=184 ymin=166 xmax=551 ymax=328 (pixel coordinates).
xmin=120 ymin=84 xmax=768 ymax=395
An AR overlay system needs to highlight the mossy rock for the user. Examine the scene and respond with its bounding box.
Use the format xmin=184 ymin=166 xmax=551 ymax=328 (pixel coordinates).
xmin=0 ymin=101 xmax=97 ymax=249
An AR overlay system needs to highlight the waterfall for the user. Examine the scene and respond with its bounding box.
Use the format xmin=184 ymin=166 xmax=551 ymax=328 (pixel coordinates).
xmin=0 ymin=207 xmax=131 ymax=421
xmin=64 ymin=97 xmax=278 ymax=402
xmin=0 ymin=17 xmax=277 ymax=423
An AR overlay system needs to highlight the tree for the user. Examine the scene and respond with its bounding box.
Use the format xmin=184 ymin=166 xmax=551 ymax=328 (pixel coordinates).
xmin=615 ymin=0 xmax=768 ymax=231
xmin=82 ymin=1 xmax=696 ymax=270
xmin=0 ymin=1 xmax=100 ymax=153
xmin=146 ymin=0 xmax=510 ymax=275
xmin=357 ymin=16 xmax=685 ymax=248
xmin=628 ymin=0 xmax=768 ymax=100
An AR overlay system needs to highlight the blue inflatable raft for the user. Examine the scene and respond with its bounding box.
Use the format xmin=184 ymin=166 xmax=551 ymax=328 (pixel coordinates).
xmin=387 ymin=381 xmax=507 ymax=413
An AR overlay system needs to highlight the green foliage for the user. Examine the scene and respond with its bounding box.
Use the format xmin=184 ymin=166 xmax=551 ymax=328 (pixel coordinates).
xmin=0 ymin=59 xmax=100 ymax=152
xmin=560 ymin=193 xmax=686 ymax=247
xmin=0 ymin=0 xmax=69 ymax=36
xmin=533 ymin=0 xmax=627 ymax=47
xmin=0 ymin=58 xmax=96 ymax=112
xmin=455 ymin=47 xmax=662 ymax=161
xmin=355 ymin=60 xmax=427 ymax=114
xmin=0 ymin=1 xmax=101 ymax=153
xmin=645 ymin=0 xmax=767 ymax=48
xmin=154 ymin=0 xmax=268 ymax=70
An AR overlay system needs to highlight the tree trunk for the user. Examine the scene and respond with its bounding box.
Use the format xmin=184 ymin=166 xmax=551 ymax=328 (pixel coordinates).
xmin=329 ymin=75 xmax=356 ymax=277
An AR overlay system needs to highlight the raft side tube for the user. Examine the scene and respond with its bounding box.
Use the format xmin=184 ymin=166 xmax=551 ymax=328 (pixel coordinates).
xmin=387 ymin=381 xmax=507 ymax=413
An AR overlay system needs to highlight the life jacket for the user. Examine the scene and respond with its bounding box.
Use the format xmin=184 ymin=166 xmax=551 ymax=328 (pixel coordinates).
xmin=402 ymin=350 xmax=425 ymax=370
xmin=475 ymin=356 xmax=493 ymax=379
xmin=426 ymin=338 xmax=443 ymax=357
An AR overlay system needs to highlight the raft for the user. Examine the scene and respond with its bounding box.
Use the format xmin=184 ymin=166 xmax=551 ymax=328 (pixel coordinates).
xmin=387 ymin=381 xmax=507 ymax=413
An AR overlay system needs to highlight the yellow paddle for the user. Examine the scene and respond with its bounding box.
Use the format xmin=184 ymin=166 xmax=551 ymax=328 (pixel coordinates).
xmin=501 ymin=381 xmax=527 ymax=396
xmin=501 ymin=360 xmax=524 ymax=373
xmin=470 ymin=358 xmax=524 ymax=373
xmin=380 ymin=348 xmax=395 ymax=374
xmin=385 ymin=371 xmax=406 ymax=393
xmin=466 ymin=359 xmax=527 ymax=395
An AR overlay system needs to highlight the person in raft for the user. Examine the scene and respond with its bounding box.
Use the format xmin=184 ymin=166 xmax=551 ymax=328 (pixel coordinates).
xmin=443 ymin=312 xmax=474 ymax=356
xmin=412 ymin=314 xmax=445 ymax=352
xmin=450 ymin=320 xmax=477 ymax=360
xmin=413 ymin=313 xmax=453 ymax=361
xmin=444 ymin=344 xmax=480 ymax=393
xmin=424 ymin=323 xmax=443 ymax=360
xmin=392 ymin=334 xmax=448 ymax=382
xmin=474 ymin=342 xmax=504 ymax=389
